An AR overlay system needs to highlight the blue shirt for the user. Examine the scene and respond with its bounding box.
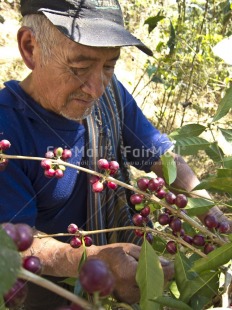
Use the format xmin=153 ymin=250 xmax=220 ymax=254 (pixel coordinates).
xmin=0 ymin=79 xmax=172 ymax=234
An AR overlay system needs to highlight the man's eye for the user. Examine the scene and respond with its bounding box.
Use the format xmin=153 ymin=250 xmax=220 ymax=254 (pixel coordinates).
xmin=104 ymin=65 xmax=115 ymax=71
xmin=70 ymin=67 xmax=88 ymax=75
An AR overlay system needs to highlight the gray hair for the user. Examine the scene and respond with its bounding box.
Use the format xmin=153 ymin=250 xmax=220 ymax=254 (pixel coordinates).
xmin=22 ymin=14 xmax=60 ymax=63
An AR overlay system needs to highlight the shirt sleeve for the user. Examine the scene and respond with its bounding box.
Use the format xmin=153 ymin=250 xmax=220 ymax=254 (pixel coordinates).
xmin=118 ymin=80 xmax=173 ymax=172
xmin=0 ymin=104 xmax=37 ymax=226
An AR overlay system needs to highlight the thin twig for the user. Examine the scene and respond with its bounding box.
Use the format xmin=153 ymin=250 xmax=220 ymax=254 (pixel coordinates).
xmin=18 ymin=268 xmax=92 ymax=309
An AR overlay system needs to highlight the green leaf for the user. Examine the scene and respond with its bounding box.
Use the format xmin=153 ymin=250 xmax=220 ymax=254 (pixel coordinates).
xmin=212 ymin=86 xmax=232 ymax=122
xmin=219 ymin=127 xmax=232 ymax=143
xmin=223 ymin=156 xmax=232 ymax=168
xmin=167 ymin=21 xmax=176 ymax=55
xmin=151 ymin=296 xmax=192 ymax=310
xmin=160 ymin=152 xmax=176 ymax=185
xmin=180 ymin=271 xmax=219 ymax=303
xmin=136 ymin=240 xmax=164 ymax=310
xmin=146 ymin=64 xmax=157 ymax=78
xmin=190 ymin=295 xmax=211 ymax=310
xmin=169 ymin=124 xmax=206 ymax=140
xmin=0 ymin=295 xmax=6 ymax=309
xmin=174 ymin=137 xmax=211 ymax=156
xmin=0 ymin=228 xmax=21 ymax=295
xmin=152 ymin=235 xmax=166 ymax=253
xmin=205 ymin=142 xmax=224 ymax=162
xmin=191 ymin=242 xmax=232 ymax=274
xmin=193 ymin=177 xmax=232 ymax=193
xmin=217 ymin=168 xmax=232 ymax=177
xmin=175 ymin=252 xmax=192 ymax=292
xmin=189 ymin=271 xmax=219 ymax=309
xmin=144 ymin=12 xmax=165 ymax=33
xmin=186 ymin=197 xmax=214 ymax=216
xmin=135 ymin=203 xmax=146 ymax=211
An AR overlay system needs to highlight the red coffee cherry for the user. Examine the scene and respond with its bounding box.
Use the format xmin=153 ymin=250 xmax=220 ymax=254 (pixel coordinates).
xmin=92 ymin=181 xmax=104 ymax=193
xmin=148 ymin=178 xmax=161 ymax=192
xmin=217 ymin=221 xmax=230 ymax=234
xmin=140 ymin=206 xmax=150 ymax=217
xmin=89 ymin=175 xmax=100 ymax=184
xmin=23 ymin=256 xmax=42 ymax=275
xmin=158 ymin=213 xmax=170 ymax=225
xmin=55 ymin=169 xmax=64 ymax=179
xmin=107 ymin=181 xmax=118 ymax=190
xmin=165 ymin=192 xmax=176 ymax=205
xmin=175 ymin=194 xmax=188 ymax=208
xmin=132 ymin=214 xmax=144 ymax=227
xmin=192 ymin=234 xmax=205 ymax=246
xmin=0 ymin=139 xmax=11 ymax=151
xmin=130 ymin=193 xmax=144 ymax=205
xmin=45 ymin=151 xmax=54 ymax=159
xmin=137 ymin=177 xmax=149 ymax=191
xmin=70 ymin=236 xmax=82 ymax=248
xmin=166 ymin=241 xmax=177 ymax=254
xmin=4 ymin=279 xmax=28 ymax=308
xmin=67 ymin=223 xmax=78 ymax=234
xmin=79 ymin=259 xmax=115 ymax=295
xmin=61 ymin=149 xmax=72 ymax=160
xmin=14 ymin=223 xmax=34 ymax=252
xmin=156 ymin=188 xmax=166 ymax=199
xmin=204 ymin=243 xmax=216 ymax=254
xmin=41 ymin=159 xmax=52 ymax=170
xmin=44 ymin=168 xmax=56 ymax=178
xmin=169 ymin=218 xmax=182 ymax=233
xmin=204 ymin=215 xmax=218 ymax=229
xmin=108 ymin=161 xmax=119 ymax=175
xmin=97 ymin=158 xmax=109 ymax=170
xmin=83 ymin=236 xmax=93 ymax=247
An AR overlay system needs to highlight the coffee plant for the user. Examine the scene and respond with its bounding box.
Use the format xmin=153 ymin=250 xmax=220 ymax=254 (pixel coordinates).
xmin=0 ymin=84 xmax=232 ymax=310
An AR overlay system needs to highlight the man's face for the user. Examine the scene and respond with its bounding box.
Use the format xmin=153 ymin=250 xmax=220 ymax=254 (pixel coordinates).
xmin=30 ymin=36 xmax=120 ymax=121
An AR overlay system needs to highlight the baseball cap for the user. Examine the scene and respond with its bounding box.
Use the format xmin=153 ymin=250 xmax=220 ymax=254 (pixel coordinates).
xmin=20 ymin=0 xmax=153 ymax=56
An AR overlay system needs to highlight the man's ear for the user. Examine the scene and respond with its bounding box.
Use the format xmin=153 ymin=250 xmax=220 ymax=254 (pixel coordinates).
xmin=17 ymin=26 xmax=37 ymax=70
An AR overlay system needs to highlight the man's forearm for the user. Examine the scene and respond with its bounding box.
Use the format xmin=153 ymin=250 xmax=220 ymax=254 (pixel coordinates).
xmin=22 ymin=230 xmax=85 ymax=277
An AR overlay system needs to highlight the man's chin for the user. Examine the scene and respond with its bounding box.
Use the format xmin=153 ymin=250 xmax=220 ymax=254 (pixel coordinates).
xmin=60 ymin=107 xmax=93 ymax=121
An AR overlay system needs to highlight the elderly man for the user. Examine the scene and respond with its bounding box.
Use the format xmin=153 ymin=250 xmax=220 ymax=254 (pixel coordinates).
xmin=0 ymin=0 xmax=231 ymax=309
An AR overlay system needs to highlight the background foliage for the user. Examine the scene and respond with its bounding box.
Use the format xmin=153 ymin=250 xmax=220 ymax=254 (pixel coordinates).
xmin=1 ymin=1 xmax=232 ymax=308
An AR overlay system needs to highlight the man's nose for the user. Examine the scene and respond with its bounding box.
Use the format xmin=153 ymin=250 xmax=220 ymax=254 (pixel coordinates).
xmin=81 ymin=71 xmax=106 ymax=99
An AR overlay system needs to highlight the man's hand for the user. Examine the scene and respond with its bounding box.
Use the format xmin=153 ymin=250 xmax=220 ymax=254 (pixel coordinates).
xmin=24 ymin=236 xmax=174 ymax=305
xmin=87 ymin=243 xmax=174 ymax=304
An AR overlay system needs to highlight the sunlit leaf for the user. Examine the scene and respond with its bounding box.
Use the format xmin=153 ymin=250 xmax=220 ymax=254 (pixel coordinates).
xmin=205 ymin=142 xmax=224 ymax=162
xmin=167 ymin=21 xmax=176 ymax=55
xmin=136 ymin=240 xmax=164 ymax=310
xmin=212 ymin=86 xmax=232 ymax=122
xmin=173 ymin=137 xmax=211 ymax=155
xmin=169 ymin=124 xmax=206 ymax=140
xmin=0 ymin=228 xmax=21 ymax=295
xmin=186 ymin=197 xmax=214 ymax=216
xmin=175 ymin=252 xmax=195 ymax=292
xmin=217 ymin=168 xmax=232 ymax=177
xmin=180 ymin=271 xmax=219 ymax=303
xmin=146 ymin=63 xmax=157 ymax=78
xmin=223 ymin=156 xmax=232 ymax=168
xmin=144 ymin=11 xmax=165 ymax=33
xmin=151 ymin=296 xmax=192 ymax=310
xmin=188 ymin=271 xmax=219 ymax=309
xmin=191 ymin=242 xmax=232 ymax=274
xmin=160 ymin=152 xmax=176 ymax=185
xmin=193 ymin=177 xmax=232 ymax=193
xmin=219 ymin=127 xmax=232 ymax=143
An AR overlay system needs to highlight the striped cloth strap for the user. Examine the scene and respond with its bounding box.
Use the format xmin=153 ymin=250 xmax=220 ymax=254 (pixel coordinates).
xmin=84 ymin=75 xmax=142 ymax=246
